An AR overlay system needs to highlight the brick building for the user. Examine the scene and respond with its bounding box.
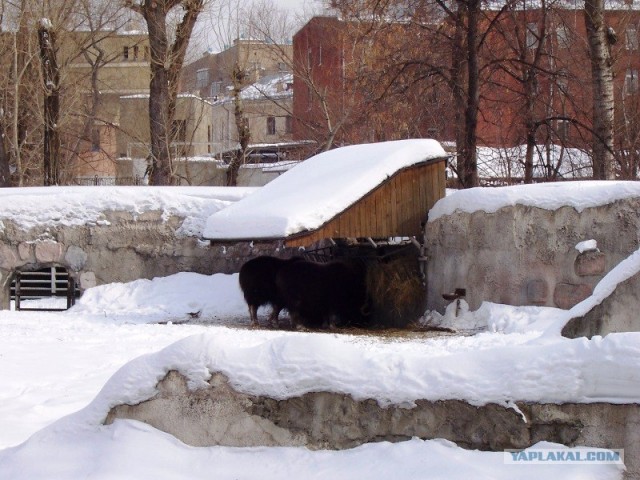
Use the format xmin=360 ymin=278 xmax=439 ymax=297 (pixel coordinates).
xmin=292 ymin=8 xmax=640 ymax=178
xmin=57 ymin=30 xmax=152 ymax=184
xmin=292 ymin=16 xmax=454 ymax=153
xmin=181 ymin=37 xmax=292 ymax=101
xmin=181 ymin=38 xmax=298 ymax=161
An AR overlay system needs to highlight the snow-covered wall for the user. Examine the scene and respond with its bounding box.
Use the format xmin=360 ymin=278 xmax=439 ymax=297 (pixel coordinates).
xmin=0 ymin=187 xmax=286 ymax=309
xmin=425 ymin=182 xmax=640 ymax=332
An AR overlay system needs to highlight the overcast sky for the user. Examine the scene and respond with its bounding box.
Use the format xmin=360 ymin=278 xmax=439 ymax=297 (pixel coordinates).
xmin=190 ymin=0 xmax=324 ymax=56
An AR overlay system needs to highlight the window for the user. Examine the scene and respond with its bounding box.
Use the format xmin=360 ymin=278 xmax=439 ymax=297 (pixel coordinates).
xmin=196 ymin=69 xmax=209 ymax=89
xmin=526 ymin=23 xmax=539 ymax=50
xmin=428 ymin=87 xmax=439 ymax=106
xmin=556 ymin=25 xmax=571 ymax=49
xmin=250 ymin=61 xmax=262 ymax=73
xmin=557 ymin=119 xmax=570 ymax=141
xmin=285 ymin=115 xmax=293 ymax=134
xmin=133 ymin=45 xmax=139 ymax=60
xmin=626 ymin=26 xmax=638 ymax=50
xmin=210 ymin=81 xmax=222 ymax=97
xmin=123 ymin=46 xmax=129 ymax=61
xmin=91 ymin=127 xmax=100 ymax=151
xmin=143 ymin=46 xmax=149 ymax=61
xmin=626 ymin=68 xmax=639 ymax=94
xmin=266 ymin=116 xmax=276 ymax=135
xmin=557 ymin=69 xmax=569 ymax=94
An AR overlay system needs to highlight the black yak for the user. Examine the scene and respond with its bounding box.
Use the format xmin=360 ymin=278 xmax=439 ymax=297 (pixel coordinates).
xmin=275 ymin=259 xmax=371 ymax=329
xmin=238 ymin=256 xmax=302 ymax=327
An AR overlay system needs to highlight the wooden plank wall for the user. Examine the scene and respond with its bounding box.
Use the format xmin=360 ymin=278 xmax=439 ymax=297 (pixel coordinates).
xmin=286 ymin=158 xmax=446 ymax=247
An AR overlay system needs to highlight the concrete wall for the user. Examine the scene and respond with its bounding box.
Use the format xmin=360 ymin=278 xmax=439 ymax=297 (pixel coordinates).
xmin=562 ymin=270 xmax=640 ymax=338
xmin=106 ymin=370 xmax=640 ymax=479
xmin=424 ymin=198 xmax=640 ymax=314
xmin=0 ymin=210 xmax=288 ymax=310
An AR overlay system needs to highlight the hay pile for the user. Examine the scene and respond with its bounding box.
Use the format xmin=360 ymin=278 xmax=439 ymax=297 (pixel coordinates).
xmin=366 ymin=252 xmax=425 ymax=328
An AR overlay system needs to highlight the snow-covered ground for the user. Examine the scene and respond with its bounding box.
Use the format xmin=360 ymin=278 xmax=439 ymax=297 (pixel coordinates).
xmin=0 ymin=272 xmax=629 ymax=479
xmin=1 ymin=144 xmax=638 ymax=479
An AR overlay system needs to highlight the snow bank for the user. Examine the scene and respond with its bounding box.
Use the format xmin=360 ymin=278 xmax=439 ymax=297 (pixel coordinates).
xmin=38 ymin=327 xmax=640 ymax=435
xmin=429 ymin=181 xmax=640 ymax=222
xmin=203 ymin=139 xmax=447 ymax=240
xmin=1 ymin=424 xmax=621 ymax=480
xmin=69 ymin=272 xmax=246 ymax=323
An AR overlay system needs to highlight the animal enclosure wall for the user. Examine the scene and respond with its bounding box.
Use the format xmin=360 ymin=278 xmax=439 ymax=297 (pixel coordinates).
xmin=424 ymin=196 xmax=640 ymax=316
xmin=0 ymin=210 xmax=285 ymax=310
xmin=287 ymin=159 xmax=446 ymax=247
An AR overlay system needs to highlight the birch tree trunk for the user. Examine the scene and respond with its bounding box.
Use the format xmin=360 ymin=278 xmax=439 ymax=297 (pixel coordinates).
xmin=584 ymin=0 xmax=615 ymax=179
xmin=0 ymin=121 xmax=9 ymax=187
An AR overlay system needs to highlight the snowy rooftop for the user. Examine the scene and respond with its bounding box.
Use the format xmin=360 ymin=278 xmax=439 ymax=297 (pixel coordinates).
xmin=209 ymin=73 xmax=293 ymax=106
xmin=203 ymin=139 xmax=447 ymax=240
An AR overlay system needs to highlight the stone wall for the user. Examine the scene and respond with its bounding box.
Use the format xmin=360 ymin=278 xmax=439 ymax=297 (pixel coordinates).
xmin=562 ymin=271 xmax=640 ymax=338
xmin=106 ymin=370 xmax=640 ymax=479
xmin=424 ymin=198 xmax=640 ymax=314
xmin=0 ymin=210 xmax=287 ymax=309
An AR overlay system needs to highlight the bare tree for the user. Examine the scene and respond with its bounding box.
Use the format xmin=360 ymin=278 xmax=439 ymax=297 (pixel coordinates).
xmin=325 ymin=0 xmax=495 ymax=187
xmin=0 ymin=0 xmax=44 ymax=186
xmin=0 ymin=113 xmax=8 ymax=187
xmin=0 ymin=2 xmax=10 ymax=187
xmin=37 ymin=18 xmax=61 ymax=185
xmin=127 ymin=0 xmax=204 ymax=185
xmin=226 ymin=61 xmax=250 ymax=185
xmin=197 ymin=0 xmax=300 ymax=183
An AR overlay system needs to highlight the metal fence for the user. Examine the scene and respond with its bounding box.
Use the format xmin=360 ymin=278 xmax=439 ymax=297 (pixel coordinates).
xmin=72 ymin=175 xmax=145 ymax=186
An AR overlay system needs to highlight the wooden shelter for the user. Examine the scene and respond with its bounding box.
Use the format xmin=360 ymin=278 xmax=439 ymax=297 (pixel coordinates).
xmin=285 ymin=158 xmax=446 ymax=247
xmin=204 ymin=139 xmax=449 ymax=248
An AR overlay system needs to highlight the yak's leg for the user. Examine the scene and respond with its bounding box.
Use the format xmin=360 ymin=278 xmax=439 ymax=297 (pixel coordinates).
xmin=325 ymin=313 xmax=339 ymax=330
xmin=289 ymin=310 xmax=304 ymax=330
xmin=248 ymin=304 xmax=259 ymax=327
xmin=267 ymin=304 xmax=281 ymax=328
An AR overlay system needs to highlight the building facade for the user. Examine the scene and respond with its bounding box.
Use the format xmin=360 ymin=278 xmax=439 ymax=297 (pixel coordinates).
xmin=292 ymin=8 xmax=640 ymax=179
xmin=63 ymin=30 xmax=152 ymax=184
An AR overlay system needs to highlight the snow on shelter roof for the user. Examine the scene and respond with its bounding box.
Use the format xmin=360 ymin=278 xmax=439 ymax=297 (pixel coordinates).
xmin=203 ymin=139 xmax=447 ymax=241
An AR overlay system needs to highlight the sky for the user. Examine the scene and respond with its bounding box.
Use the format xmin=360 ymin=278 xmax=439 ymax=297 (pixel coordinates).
xmin=191 ymin=0 xmax=325 ymax=55
xmin=0 ymin=141 xmax=637 ymax=479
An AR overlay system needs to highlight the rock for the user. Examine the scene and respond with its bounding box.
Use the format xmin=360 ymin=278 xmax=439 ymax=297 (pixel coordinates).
xmin=553 ymin=283 xmax=592 ymax=310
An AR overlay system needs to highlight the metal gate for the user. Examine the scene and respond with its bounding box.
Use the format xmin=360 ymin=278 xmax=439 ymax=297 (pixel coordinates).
xmin=10 ymin=266 xmax=77 ymax=311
